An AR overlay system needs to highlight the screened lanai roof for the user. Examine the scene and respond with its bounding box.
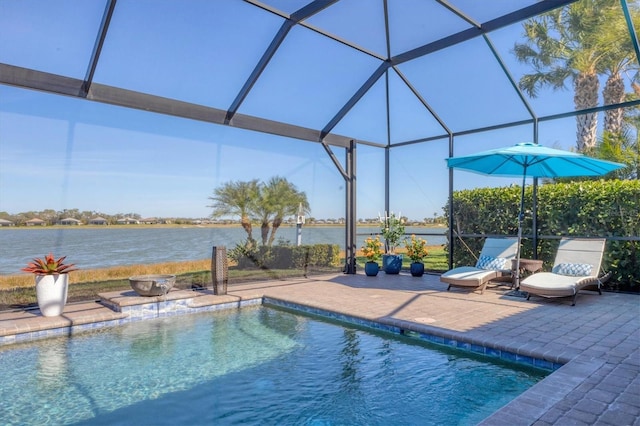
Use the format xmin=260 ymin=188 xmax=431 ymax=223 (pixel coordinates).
xmin=1 ymin=0 xmax=639 ymax=273
xmin=3 ymin=0 xmax=637 ymax=149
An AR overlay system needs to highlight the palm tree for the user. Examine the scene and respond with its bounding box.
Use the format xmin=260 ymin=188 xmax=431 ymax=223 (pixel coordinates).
xmin=207 ymin=179 xmax=260 ymax=241
xmin=590 ymin=85 xmax=640 ymax=181
xmin=208 ymin=177 xmax=310 ymax=247
xmin=252 ymin=183 xmax=275 ymax=247
xmin=599 ymin=6 xmax=640 ymax=134
xmin=591 ymin=130 xmax=639 ymax=180
xmin=250 ymin=177 xmax=310 ymax=246
xmin=262 ymin=177 xmax=310 ymax=246
xmin=513 ymin=0 xmax=638 ymax=151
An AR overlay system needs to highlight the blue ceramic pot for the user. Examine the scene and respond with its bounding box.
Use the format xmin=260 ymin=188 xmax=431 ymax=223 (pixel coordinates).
xmin=410 ymin=262 xmax=425 ymax=277
xmin=382 ymin=254 xmax=402 ymax=274
xmin=364 ymin=261 xmax=379 ymax=276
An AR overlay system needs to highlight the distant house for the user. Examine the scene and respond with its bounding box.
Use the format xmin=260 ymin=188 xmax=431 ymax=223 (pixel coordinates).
xmin=58 ymin=217 xmax=81 ymax=225
xmin=140 ymin=217 xmax=157 ymax=225
xmin=89 ymin=217 xmax=109 ymax=225
xmin=0 ymin=218 xmax=14 ymax=227
xmin=25 ymin=218 xmax=46 ymax=226
xmin=117 ymin=217 xmax=139 ymax=225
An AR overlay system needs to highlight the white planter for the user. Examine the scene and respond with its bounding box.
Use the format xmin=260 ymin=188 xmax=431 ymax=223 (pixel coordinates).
xmin=35 ymin=274 xmax=69 ymax=317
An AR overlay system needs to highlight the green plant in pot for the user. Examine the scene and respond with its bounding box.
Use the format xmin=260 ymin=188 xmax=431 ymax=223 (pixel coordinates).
xmin=379 ymin=211 xmax=405 ymax=274
xmin=22 ymin=253 xmax=78 ymax=317
xmin=404 ymin=235 xmax=428 ymax=277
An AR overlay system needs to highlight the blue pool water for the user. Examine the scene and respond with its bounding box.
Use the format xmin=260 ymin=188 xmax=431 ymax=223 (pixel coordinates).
xmin=0 ymin=307 xmax=546 ymax=425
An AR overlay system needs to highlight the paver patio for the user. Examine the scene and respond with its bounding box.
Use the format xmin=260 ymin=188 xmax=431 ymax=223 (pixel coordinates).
xmin=0 ymin=272 xmax=638 ymax=425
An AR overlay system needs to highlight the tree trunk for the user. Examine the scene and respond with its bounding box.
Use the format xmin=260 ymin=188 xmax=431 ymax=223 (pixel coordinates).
xmin=603 ymin=72 xmax=625 ymax=134
xmin=268 ymin=217 xmax=283 ymax=246
xmin=574 ymin=72 xmax=599 ymax=152
xmin=260 ymin=221 xmax=270 ymax=246
xmin=240 ymin=215 xmax=253 ymax=240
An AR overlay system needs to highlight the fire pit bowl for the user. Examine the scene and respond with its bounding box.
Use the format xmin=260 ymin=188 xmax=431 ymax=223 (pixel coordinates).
xmin=128 ymin=274 xmax=176 ymax=296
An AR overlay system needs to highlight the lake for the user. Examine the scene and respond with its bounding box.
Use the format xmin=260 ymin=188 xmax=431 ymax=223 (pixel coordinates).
xmin=0 ymin=226 xmax=446 ymax=275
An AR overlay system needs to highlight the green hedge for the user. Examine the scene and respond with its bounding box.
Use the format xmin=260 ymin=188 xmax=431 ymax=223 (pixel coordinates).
xmin=446 ymin=180 xmax=639 ymax=289
xmin=232 ymin=244 xmax=340 ymax=270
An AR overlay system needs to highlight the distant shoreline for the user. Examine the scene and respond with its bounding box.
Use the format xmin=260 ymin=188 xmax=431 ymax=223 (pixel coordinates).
xmin=0 ymin=223 xmax=447 ymax=230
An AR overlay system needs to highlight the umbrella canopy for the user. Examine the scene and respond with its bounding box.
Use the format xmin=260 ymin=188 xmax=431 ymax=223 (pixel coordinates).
xmin=446 ymin=142 xmax=624 ymax=178
xmin=447 ymin=142 xmax=624 ymax=289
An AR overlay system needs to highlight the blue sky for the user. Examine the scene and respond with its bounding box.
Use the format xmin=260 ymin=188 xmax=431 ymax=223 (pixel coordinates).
xmin=0 ymin=1 xmax=636 ymax=221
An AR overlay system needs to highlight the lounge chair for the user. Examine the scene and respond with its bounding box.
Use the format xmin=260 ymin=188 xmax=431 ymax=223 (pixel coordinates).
xmin=440 ymin=238 xmax=519 ymax=294
xmin=520 ymin=238 xmax=608 ymax=306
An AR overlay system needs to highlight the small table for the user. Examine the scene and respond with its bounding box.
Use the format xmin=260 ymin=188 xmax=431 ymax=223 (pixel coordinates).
xmin=511 ymin=258 xmax=543 ymax=287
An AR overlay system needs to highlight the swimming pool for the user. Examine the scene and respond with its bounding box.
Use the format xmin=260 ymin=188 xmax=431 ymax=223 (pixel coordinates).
xmin=0 ymin=306 xmax=546 ymax=425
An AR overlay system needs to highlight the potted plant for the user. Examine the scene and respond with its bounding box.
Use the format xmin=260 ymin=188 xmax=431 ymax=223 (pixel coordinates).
xmin=379 ymin=211 xmax=405 ymax=274
xmin=404 ymin=235 xmax=429 ymax=277
xmin=361 ymin=236 xmax=383 ymax=276
xmin=22 ymin=253 xmax=78 ymax=317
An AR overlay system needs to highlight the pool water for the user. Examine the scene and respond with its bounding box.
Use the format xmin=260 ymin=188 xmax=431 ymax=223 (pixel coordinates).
xmin=0 ymin=307 xmax=546 ymax=425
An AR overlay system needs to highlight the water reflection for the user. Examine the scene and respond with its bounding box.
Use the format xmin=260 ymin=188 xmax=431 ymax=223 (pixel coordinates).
xmin=36 ymin=340 xmax=69 ymax=391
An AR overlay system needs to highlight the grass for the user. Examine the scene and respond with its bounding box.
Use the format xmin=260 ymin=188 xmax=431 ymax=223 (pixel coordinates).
xmin=0 ymin=246 xmax=447 ymax=311
xmin=0 ymin=259 xmax=214 ymax=289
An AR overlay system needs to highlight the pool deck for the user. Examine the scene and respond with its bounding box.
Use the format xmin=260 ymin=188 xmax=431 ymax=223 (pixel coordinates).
xmin=1 ymin=272 xmax=638 ymax=425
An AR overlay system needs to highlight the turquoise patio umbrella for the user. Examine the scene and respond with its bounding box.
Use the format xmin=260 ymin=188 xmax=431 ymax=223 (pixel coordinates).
xmin=446 ymin=142 xmax=624 ymax=288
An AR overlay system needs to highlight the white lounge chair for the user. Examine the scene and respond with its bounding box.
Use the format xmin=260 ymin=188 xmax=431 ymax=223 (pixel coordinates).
xmin=440 ymin=238 xmax=519 ymax=294
xmin=520 ymin=238 xmax=608 ymax=306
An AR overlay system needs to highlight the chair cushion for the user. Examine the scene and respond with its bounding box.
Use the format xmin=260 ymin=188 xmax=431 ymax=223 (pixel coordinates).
xmin=440 ymin=267 xmax=499 ymax=287
xmin=552 ymin=263 xmax=593 ymax=277
xmin=476 ymin=255 xmax=509 ymax=270
xmin=520 ymin=272 xmax=578 ymax=295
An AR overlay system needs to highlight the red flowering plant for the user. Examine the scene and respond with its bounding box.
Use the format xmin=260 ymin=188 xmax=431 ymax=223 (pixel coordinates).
xmin=22 ymin=253 xmax=78 ymax=275
xmin=404 ymin=235 xmax=428 ymax=263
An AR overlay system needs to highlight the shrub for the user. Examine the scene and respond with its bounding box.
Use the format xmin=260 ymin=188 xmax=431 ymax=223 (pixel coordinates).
xmin=446 ymin=180 xmax=639 ymax=289
xmin=229 ymin=242 xmax=340 ymax=270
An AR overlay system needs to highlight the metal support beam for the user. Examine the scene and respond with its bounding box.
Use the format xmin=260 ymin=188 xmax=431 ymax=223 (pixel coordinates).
xmin=0 ymin=64 xmax=371 ymax=149
xmin=384 ymin=145 xmax=390 ymax=216
xmin=344 ymin=140 xmax=357 ymax=274
xmin=621 ymin=0 xmax=640 ymax=66
xmin=482 ymin=34 xmax=537 ymax=121
xmin=392 ymin=0 xmax=577 ymax=65
xmin=384 ymin=66 xmax=391 ymax=216
xmin=225 ymin=20 xmax=294 ymax=123
xmin=322 ymin=62 xmax=390 ymax=139
xmin=320 ymin=141 xmax=347 ymax=179
xmin=447 ymin=134 xmax=455 ymax=268
xmin=532 ymin=120 xmax=539 ymax=259
xmin=392 ymin=66 xmax=452 ymax=139
xmin=81 ymin=0 xmax=117 ymax=97
xmin=0 ymin=63 xmax=84 ymax=97
xmin=227 ymin=0 xmax=339 ymax=123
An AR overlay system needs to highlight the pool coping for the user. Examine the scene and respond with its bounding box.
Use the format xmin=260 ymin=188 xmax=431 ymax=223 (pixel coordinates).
xmin=0 ymin=289 xmax=561 ymax=372
xmin=0 ymin=289 xmax=261 ymax=344
xmin=263 ymin=297 xmax=563 ymax=372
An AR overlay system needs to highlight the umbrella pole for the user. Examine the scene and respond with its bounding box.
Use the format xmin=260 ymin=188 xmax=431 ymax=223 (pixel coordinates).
xmin=514 ymin=173 xmax=526 ymax=290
